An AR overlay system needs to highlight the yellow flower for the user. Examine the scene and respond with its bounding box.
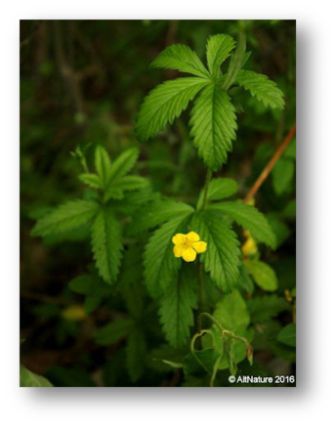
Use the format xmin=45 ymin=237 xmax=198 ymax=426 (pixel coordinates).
xmin=242 ymin=231 xmax=257 ymax=257
xmin=172 ymin=231 xmax=207 ymax=262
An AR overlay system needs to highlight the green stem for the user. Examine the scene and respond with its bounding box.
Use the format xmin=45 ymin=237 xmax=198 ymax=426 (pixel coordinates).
xmin=196 ymin=167 xmax=212 ymax=331
xmin=197 ymin=262 xmax=206 ymax=332
xmin=200 ymin=169 xmax=212 ymax=210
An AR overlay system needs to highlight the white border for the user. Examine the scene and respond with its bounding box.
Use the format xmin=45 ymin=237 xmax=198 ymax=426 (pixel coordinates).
xmin=1 ymin=1 xmax=336 ymax=426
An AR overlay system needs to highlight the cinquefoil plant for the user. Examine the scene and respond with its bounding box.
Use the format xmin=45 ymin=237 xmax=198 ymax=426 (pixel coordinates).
xmin=32 ymin=33 xmax=288 ymax=386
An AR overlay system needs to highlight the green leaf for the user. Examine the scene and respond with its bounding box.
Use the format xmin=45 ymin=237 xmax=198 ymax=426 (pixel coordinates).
xmin=151 ymin=44 xmax=209 ymax=78
xmin=247 ymin=295 xmax=290 ymax=323
xmin=20 ymin=365 xmax=53 ymax=387
xmin=91 ymin=208 xmax=123 ymax=284
xmin=190 ymin=84 xmax=237 ymax=171
xmin=95 ymin=318 xmax=133 ymax=346
xmin=266 ymin=213 xmax=291 ymax=248
xmin=209 ymin=200 xmax=276 ymax=248
xmin=78 ymin=173 xmax=102 ymax=189
xmin=277 ymin=323 xmax=296 ymax=347
xmin=105 ymin=175 xmax=149 ymax=201
xmin=129 ymin=199 xmax=194 ymax=235
xmin=32 ymin=200 xmax=99 ymax=237
xmin=159 ymin=266 xmax=197 ymax=348
xmin=212 ymin=290 xmax=251 ymax=372
xmin=144 ymin=213 xmax=191 ymax=298
xmin=244 ymin=259 xmax=278 ymax=291
xmin=223 ymin=32 xmax=246 ymax=89
xmin=192 ymin=211 xmax=240 ymax=292
xmin=206 ymin=34 xmax=236 ymax=77
xmin=197 ymin=178 xmax=238 ymax=208
xmin=272 ymin=157 xmax=295 ymax=195
xmin=236 ymin=69 xmax=285 ymax=110
xmin=84 ymin=296 xmax=101 ymax=314
xmin=126 ymin=328 xmax=146 ymax=382
xmin=108 ymin=147 xmax=139 ymax=182
xmin=95 ymin=145 xmax=111 ymax=185
xmin=213 ymin=290 xmax=250 ymax=334
xmin=136 ymin=77 xmax=208 ymax=140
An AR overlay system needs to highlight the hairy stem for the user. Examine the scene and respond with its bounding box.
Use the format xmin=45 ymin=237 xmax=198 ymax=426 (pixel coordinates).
xmin=244 ymin=125 xmax=296 ymax=203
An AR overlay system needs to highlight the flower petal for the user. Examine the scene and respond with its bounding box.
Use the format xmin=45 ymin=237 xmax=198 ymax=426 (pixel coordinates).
xmin=192 ymin=240 xmax=207 ymax=254
xmin=172 ymin=233 xmax=186 ymax=245
xmin=186 ymin=231 xmax=200 ymax=242
xmin=182 ymin=247 xmax=197 ymax=262
xmin=173 ymin=244 xmax=184 ymax=258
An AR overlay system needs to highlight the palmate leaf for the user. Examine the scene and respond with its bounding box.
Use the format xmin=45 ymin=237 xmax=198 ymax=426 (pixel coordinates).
xmin=104 ymin=176 xmax=149 ymax=201
xmin=192 ymin=210 xmax=240 ymax=292
xmin=159 ymin=266 xmax=197 ymax=348
xmin=208 ymin=200 xmax=276 ymax=248
xmin=206 ymin=34 xmax=236 ymax=77
xmin=32 ymin=200 xmax=99 ymax=237
xmin=144 ymin=213 xmax=192 ymax=298
xmin=151 ymin=44 xmax=209 ymax=78
xmin=190 ymin=84 xmax=237 ymax=171
xmin=129 ymin=199 xmax=194 ymax=235
xmin=136 ymin=77 xmax=208 ymax=140
xmin=91 ymin=208 xmax=123 ymax=284
xmin=236 ymin=69 xmax=285 ymax=110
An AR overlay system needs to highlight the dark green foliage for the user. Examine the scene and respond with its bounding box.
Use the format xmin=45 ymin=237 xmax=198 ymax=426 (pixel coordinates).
xmin=21 ymin=20 xmax=295 ymax=387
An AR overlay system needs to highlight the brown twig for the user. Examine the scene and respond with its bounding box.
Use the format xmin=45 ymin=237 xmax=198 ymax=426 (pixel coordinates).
xmin=244 ymin=125 xmax=296 ymax=203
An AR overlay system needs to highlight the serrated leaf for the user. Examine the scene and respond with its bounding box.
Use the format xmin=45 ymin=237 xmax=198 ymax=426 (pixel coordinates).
xmin=206 ymin=34 xmax=236 ymax=77
xmin=32 ymin=200 xmax=99 ymax=237
xmin=190 ymin=84 xmax=237 ymax=171
xmin=78 ymin=173 xmax=102 ymax=189
xmin=91 ymin=208 xmax=123 ymax=284
xmin=244 ymin=259 xmax=278 ymax=291
xmin=95 ymin=145 xmax=111 ymax=185
xmin=197 ymin=178 xmax=238 ymax=208
xmin=129 ymin=199 xmax=194 ymax=235
xmin=209 ymin=200 xmax=276 ymax=248
xmin=95 ymin=318 xmax=133 ymax=346
xmin=236 ymin=69 xmax=285 ymax=110
xmin=126 ymin=328 xmax=146 ymax=382
xmin=20 ymin=365 xmax=53 ymax=387
xmin=159 ymin=266 xmax=197 ymax=348
xmin=192 ymin=211 xmax=240 ymax=292
xmin=151 ymin=44 xmax=209 ymax=78
xmin=272 ymin=157 xmax=295 ymax=195
xmin=108 ymin=147 xmax=139 ymax=182
xmin=223 ymin=33 xmax=246 ymax=89
xmin=144 ymin=213 xmax=191 ymax=298
xmin=136 ymin=77 xmax=208 ymax=140
xmin=105 ymin=175 xmax=149 ymax=201
xmin=277 ymin=323 xmax=296 ymax=347
xmin=214 ymin=290 xmax=250 ymax=334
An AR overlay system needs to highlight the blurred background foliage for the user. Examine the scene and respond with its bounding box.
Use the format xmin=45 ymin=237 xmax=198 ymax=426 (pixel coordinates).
xmin=20 ymin=20 xmax=295 ymax=386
